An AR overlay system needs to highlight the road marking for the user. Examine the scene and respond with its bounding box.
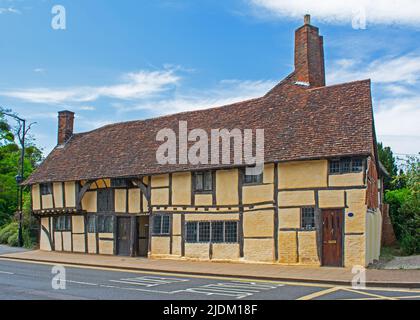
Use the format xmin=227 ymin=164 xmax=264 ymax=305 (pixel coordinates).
xmin=0 ymin=270 xmax=14 ymax=275
xmin=342 ymin=288 xmax=397 ymax=300
xmin=110 ymin=276 xmax=189 ymax=287
xmin=178 ymin=281 xmax=283 ymax=299
xmin=64 ymin=280 xmax=98 ymax=286
xmin=297 ymin=287 xmax=342 ymax=300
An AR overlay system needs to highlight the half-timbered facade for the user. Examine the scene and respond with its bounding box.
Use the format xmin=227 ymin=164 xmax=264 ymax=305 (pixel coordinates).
xmin=25 ymin=16 xmax=384 ymax=267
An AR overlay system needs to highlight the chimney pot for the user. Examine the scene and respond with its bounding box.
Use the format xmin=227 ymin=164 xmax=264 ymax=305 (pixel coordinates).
xmin=304 ymin=14 xmax=311 ymax=25
xmin=57 ymin=110 xmax=75 ymax=145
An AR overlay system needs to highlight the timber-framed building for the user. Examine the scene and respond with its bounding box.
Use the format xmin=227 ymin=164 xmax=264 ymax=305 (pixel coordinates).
xmin=24 ymin=16 xmax=385 ymax=267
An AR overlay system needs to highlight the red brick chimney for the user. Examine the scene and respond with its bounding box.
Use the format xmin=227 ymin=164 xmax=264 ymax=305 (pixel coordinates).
xmin=294 ymin=15 xmax=326 ymax=87
xmin=57 ymin=110 xmax=75 ymax=145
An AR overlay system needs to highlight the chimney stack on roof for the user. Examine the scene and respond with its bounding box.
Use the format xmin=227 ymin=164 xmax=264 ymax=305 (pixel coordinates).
xmin=294 ymin=15 xmax=326 ymax=87
xmin=57 ymin=110 xmax=75 ymax=145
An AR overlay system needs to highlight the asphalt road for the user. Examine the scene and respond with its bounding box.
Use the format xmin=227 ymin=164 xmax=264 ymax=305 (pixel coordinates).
xmin=0 ymin=257 xmax=419 ymax=300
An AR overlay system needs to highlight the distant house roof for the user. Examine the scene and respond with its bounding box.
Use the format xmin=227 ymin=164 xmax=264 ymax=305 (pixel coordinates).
xmin=24 ymin=75 xmax=376 ymax=185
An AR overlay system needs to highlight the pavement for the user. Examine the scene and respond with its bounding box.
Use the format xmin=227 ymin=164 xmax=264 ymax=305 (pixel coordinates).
xmin=0 ymin=258 xmax=420 ymax=300
xmin=1 ymin=247 xmax=419 ymax=289
xmin=383 ymin=255 xmax=420 ymax=270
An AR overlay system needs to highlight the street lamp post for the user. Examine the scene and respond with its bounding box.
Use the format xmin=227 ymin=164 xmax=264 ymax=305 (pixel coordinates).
xmin=1 ymin=109 xmax=34 ymax=247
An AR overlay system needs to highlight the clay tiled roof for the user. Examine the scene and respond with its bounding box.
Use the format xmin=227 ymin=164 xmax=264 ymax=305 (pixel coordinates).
xmin=24 ymin=76 xmax=376 ymax=185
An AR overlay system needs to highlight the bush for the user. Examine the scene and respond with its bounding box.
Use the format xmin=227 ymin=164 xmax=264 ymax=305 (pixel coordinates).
xmin=7 ymin=232 xmax=19 ymax=247
xmin=397 ymin=191 xmax=420 ymax=255
xmin=385 ymin=188 xmax=411 ymax=240
xmin=0 ymin=222 xmax=18 ymax=244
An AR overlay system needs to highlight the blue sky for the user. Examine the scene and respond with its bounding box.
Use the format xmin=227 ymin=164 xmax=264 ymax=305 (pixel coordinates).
xmin=0 ymin=0 xmax=419 ymax=159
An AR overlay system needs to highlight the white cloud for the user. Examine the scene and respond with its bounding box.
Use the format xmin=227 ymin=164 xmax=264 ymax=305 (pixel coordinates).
xmin=0 ymin=7 xmax=21 ymax=14
xmin=116 ymin=79 xmax=276 ymax=114
xmin=328 ymin=54 xmax=420 ymax=85
xmin=0 ymin=69 xmax=180 ymax=104
xmin=248 ymin=0 xmax=420 ymax=26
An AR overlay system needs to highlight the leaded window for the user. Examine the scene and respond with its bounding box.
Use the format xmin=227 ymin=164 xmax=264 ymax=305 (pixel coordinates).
xmin=194 ymin=171 xmax=213 ymax=193
xmin=153 ymin=215 xmax=170 ymax=235
xmin=301 ymin=208 xmax=315 ymax=230
xmin=98 ymin=216 xmax=113 ymax=233
xmin=54 ymin=216 xmax=71 ymax=232
xmin=185 ymin=221 xmax=238 ymax=244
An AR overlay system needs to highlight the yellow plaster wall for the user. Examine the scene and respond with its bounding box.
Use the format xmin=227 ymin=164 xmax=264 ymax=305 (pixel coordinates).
xmin=279 ymin=160 xmax=328 ymax=189
xmin=279 ymin=208 xmax=301 ymax=229
xmin=65 ymin=182 xmax=76 ymax=207
xmin=194 ymin=194 xmax=213 ymax=206
xmin=172 ymin=172 xmax=191 ymax=206
xmin=54 ymin=232 xmax=62 ymax=251
xmin=278 ymin=191 xmax=315 ymax=207
xmin=88 ymin=233 xmax=96 ymax=254
xmin=151 ymin=188 xmax=169 ymax=206
xmin=185 ymin=243 xmax=210 ymax=260
xmin=329 ymin=173 xmax=365 ymax=187
xmin=73 ymin=234 xmax=85 ymax=253
xmin=53 ymin=183 xmax=63 ymax=208
xmin=128 ymin=189 xmax=141 ymax=213
xmin=172 ymin=214 xmax=182 ymax=236
xmin=243 ymin=210 xmax=274 ymax=238
xmin=40 ymin=217 xmax=51 ymax=251
xmin=244 ymin=239 xmax=274 ymax=262
xmin=243 ymin=184 xmax=273 ymax=205
xmin=72 ymin=216 xmax=84 ymax=234
xmin=32 ymin=185 xmax=41 ymax=210
xmin=82 ymin=191 xmax=97 ymax=212
xmin=172 ymin=236 xmax=182 ymax=256
xmin=345 ymin=189 xmax=367 ymax=234
xmin=42 ymin=194 xmax=53 ymax=209
xmin=263 ymin=164 xmax=274 ymax=184
xmin=212 ymin=244 xmax=240 ymax=260
xmin=151 ymin=237 xmax=170 ymax=255
xmin=62 ymin=232 xmax=72 ymax=252
xmin=99 ymin=238 xmax=114 ymax=255
xmin=151 ymin=174 xmax=169 ymax=188
xmin=345 ymin=235 xmax=366 ymax=267
xmin=115 ymin=189 xmax=127 ymax=213
xmin=318 ymin=190 xmax=345 ymax=208
xmin=298 ymin=231 xmax=320 ymax=265
xmin=216 ymin=169 xmax=238 ymax=206
xmin=278 ymin=231 xmax=298 ymax=264
xmin=185 ymin=214 xmax=239 ymax=222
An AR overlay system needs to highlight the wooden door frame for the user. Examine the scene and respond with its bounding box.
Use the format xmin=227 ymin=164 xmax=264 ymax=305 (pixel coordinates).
xmin=321 ymin=208 xmax=345 ymax=267
xmin=116 ymin=216 xmax=132 ymax=256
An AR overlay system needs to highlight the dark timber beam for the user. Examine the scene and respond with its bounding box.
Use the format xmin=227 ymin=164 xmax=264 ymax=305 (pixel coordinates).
xmin=76 ymin=180 xmax=95 ymax=211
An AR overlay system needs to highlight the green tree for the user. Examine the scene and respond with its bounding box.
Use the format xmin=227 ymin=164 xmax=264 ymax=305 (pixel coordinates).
xmin=0 ymin=110 xmax=43 ymax=226
xmin=378 ymin=142 xmax=398 ymax=190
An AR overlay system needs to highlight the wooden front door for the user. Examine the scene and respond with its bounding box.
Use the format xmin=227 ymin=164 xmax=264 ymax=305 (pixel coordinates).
xmin=138 ymin=216 xmax=149 ymax=257
xmin=117 ymin=217 xmax=131 ymax=256
xmin=322 ymin=209 xmax=343 ymax=267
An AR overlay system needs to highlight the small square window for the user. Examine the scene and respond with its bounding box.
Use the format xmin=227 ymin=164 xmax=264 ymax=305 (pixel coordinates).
xmin=54 ymin=216 xmax=71 ymax=232
xmin=352 ymin=159 xmax=363 ymax=172
xmin=212 ymin=222 xmax=224 ymax=243
xmin=87 ymin=216 xmax=96 ymax=233
xmin=243 ymin=168 xmax=263 ymax=185
xmin=153 ymin=215 xmax=170 ymax=235
xmin=301 ymin=208 xmax=315 ymax=230
xmin=40 ymin=183 xmax=52 ymax=196
xmin=98 ymin=216 xmax=113 ymax=233
xmin=186 ymin=222 xmax=198 ymax=243
xmin=194 ymin=171 xmax=213 ymax=192
xmin=329 ymin=160 xmax=340 ymax=174
xmin=198 ymin=222 xmax=210 ymax=243
xmin=224 ymin=222 xmax=238 ymax=243
xmin=341 ymin=159 xmax=351 ymax=173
